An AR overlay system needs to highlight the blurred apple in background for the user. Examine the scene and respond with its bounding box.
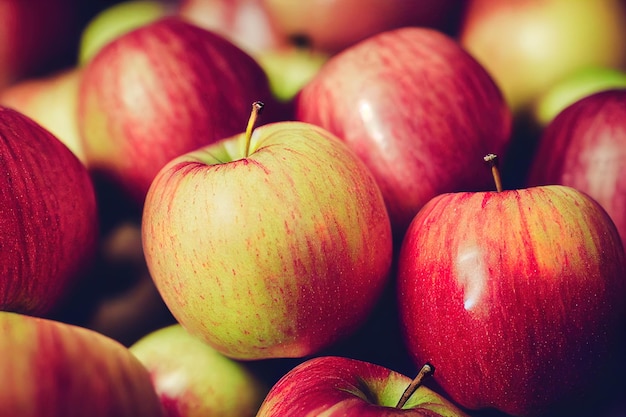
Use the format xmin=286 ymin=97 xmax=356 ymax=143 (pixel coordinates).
xmin=78 ymin=0 xmax=176 ymax=66
xmin=397 ymin=162 xmax=626 ymax=416
xmin=0 ymin=67 xmax=86 ymax=164
xmin=130 ymin=324 xmax=267 ymax=417
xmin=527 ymin=89 xmax=626 ymax=248
xmin=296 ymin=27 xmax=512 ymax=239
xmin=531 ymin=66 xmax=626 ymax=128
xmin=459 ymin=0 xmax=626 ymax=116
xmin=0 ymin=107 xmax=98 ymax=316
xmin=256 ymin=356 xmax=470 ymax=417
xmin=261 ymin=0 xmax=465 ymax=54
xmin=0 ymin=311 xmax=164 ymax=417
xmin=142 ymin=116 xmax=393 ymax=360
xmin=78 ymin=17 xmax=279 ymax=206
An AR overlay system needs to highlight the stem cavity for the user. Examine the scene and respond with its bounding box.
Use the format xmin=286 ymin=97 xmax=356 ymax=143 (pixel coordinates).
xmin=395 ymin=363 xmax=435 ymax=409
xmin=484 ymin=153 xmax=503 ymax=192
xmin=244 ymin=101 xmax=265 ymax=158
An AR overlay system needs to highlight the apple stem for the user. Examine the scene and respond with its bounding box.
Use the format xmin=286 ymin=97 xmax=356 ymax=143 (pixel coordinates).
xmin=484 ymin=153 xmax=503 ymax=192
xmin=395 ymin=363 xmax=434 ymax=409
xmin=244 ymin=101 xmax=265 ymax=158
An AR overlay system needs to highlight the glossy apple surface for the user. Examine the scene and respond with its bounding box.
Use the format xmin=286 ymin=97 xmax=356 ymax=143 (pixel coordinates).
xmin=256 ymin=356 xmax=470 ymax=417
xmin=459 ymin=0 xmax=626 ymax=114
xmin=0 ymin=311 xmax=164 ymax=417
xmin=130 ymin=324 xmax=267 ymax=417
xmin=0 ymin=106 xmax=98 ymax=316
xmin=142 ymin=120 xmax=393 ymax=360
xmin=527 ymin=89 xmax=626 ymax=247
xmin=397 ymin=184 xmax=626 ymax=416
xmin=296 ymin=27 xmax=512 ymax=238
xmin=78 ymin=17 xmax=278 ymax=205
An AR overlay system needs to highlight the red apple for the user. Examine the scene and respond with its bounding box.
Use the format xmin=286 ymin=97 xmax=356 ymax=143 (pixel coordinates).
xmin=459 ymin=0 xmax=626 ymax=115
xmin=0 ymin=310 xmax=164 ymax=417
xmin=527 ymin=89 xmax=626 ymax=248
xmin=256 ymin=356 xmax=470 ymax=416
xmin=261 ymin=0 xmax=465 ymax=54
xmin=397 ymin=157 xmax=626 ymax=416
xmin=142 ymin=111 xmax=393 ymax=360
xmin=78 ymin=16 xmax=279 ymax=205
xmin=0 ymin=106 xmax=98 ymax=316
xmin=296 ymin=27 xmax=512 ymax=238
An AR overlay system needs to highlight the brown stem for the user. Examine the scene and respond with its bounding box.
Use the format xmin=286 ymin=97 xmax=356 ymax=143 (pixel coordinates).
xmin=484 ymin=153 xmax=503 ymax=192
xmin=244 ymin=101 xmax=264 ymax=158
xmin=395 ymin=363 xmax=435 ymax=409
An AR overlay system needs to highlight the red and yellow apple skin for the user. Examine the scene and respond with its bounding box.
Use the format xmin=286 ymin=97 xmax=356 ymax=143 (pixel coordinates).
xmin=0 ymin=106 xmax=98 ymax=316
xmin=528 ymin=89 xmax=626 ymax=248
xmin=397 ymin=185 xmax=626 ymax=417
xmin=142 ymin=121 xmax=393 ymax=360
xmin=256 ymin=356 xmax=470 ymax=417
xmin=78 ymin=17 xmax=278 ymax=205
xmin=0 ymin=311 xmax=164 ymax=417
xmin=296 ymin=27 xmax=512 ymax=238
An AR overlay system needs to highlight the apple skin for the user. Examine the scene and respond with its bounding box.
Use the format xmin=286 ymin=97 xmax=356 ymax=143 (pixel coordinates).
xmin=459 ymin=0 xmax=626 ymax=114
xmin=527 ymin=89 xmax=626 ymax=248
xmin=0 ymin=106 xmax=98 ymax=316
xmin=295 ymin=27 xmax=512 ymax=238
xmin=78 ymin=16 xmax=279 ymax=205
xmin=0 ymin=311 xmax=165 ymax=417
xmin=256 ymin=355 xmax=470 ymax=417
xmin=142 ymin=121 xmax=393 ymax=360
xmin=130 ymin=324 xmax=268 ymax=417
xmin=397 ymin=185 xmax=626 ymax=416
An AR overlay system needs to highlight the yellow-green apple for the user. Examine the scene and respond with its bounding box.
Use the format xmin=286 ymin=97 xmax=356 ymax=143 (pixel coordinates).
xmin=295 ymin=27 xmax=512 ymax=238
xmin=397 ymin=157 xmax=626 ymax=416
xmin=130 ymin=324 xmax=268 ymax=417
xmin=0 ymin=67 xmax=86 ymax=165
xmin=532 ymin=67 xmax=626 ymax=128
xmin=78 ymin=17 xmax=279 ymax=206
xmin=256 ymin=356 xmax=470 ymax=417
xmin=261 ymin=0 xmax=465 ymax=54
xmin=0 ymin=106 xmax=98 ymax=316
xmin=0 ymin=311 xmax=164 ymax=417
xmin=142 ymin=112 xmax=394 ymax=360
xmin=78 ymin=0 xmax=175 ymax=66
xmin=527 ymin=89 xmax=626 ymax=248
xmin=0 ymin=0 xmax=84 ymax=89
xmin=459 ymin=0 xmax=626 ymax=115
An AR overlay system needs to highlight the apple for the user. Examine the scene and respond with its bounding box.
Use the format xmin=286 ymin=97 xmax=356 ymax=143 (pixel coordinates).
xmin=130 ymin=324 xmax=268 ymax=417
xmin=0 ymin=67 xmax=86 ymax=165
xmin=78 ymin=16 xmax=279 ymax=205
xmin=261 ymin=0 xmax=465 ymax=54
xmin=527 ymin=89 xmax=626 ymax=248
xmin=397 ymin=155 xmax=626 ymax=416
xmin=78 ymin=0 xmax=176 ymax=65
xmin=142 ymin=108 xmax=394 ymax=360
xmin=459 ymin=0 xmax=626 ymax=115
xmin=531 ymin=66 xmax=626 ymax=128
xmin=0 ymin=310 xmax=164 ymax=417
xmin=0 ymin=106 xmax=98 ymax=316
xmin=295 ymin=27 xmax=512 ymax=238
xmin=256 ymin=355 xmax=470 ymax=416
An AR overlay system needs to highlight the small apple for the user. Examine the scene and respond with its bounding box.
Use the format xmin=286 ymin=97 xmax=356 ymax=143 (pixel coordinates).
xmin=130 ymin=324 xmax=268 ymax=417
xmin=0 ymin=106 xmax=98 ymax=316
xmin=78 ymin=17 xmax=279 ymax=205
xmin=397 ymin=155 xmax=626 ymax=416
xmin=78 ymin=0 xmax=175 ymax=65
xmin=531 ymin=66 xmax=626 ymax=128
xmin=0 ymin=310 xmax=164 ymax=417
xmin=527 ymin=89 xmax=626 ymax=248
xmin=142 ymin=105 xmax=393 ymax=360
xmin=296 ymin=26 xmax=512 ymax=238
xmin=256 ymin=356 xmax=470 ymax=416
xmin=459 ymin=0 xmax=626 ymax=115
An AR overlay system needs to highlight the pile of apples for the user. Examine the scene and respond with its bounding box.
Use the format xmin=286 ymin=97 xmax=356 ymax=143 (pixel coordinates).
xmin=1 ymin=1 xmax=625 ymax=416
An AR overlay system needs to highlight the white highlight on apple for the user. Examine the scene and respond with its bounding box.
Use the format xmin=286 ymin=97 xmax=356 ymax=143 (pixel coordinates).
xmin=455 ymin=245 xmax=488 ymax=313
